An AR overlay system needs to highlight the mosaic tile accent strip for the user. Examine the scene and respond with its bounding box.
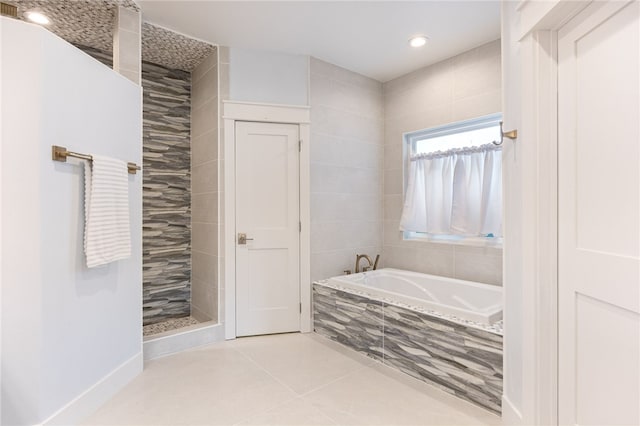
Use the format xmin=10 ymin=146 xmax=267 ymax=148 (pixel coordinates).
xmin=313 ymin=282 xmax=503 ymax=414
xmin=142 ymin=61 xmax=192 ymax=326
xmin=317 ymin=279 xmax=503 ymax=335
xmin=6 ymin=0 xmax=138 ymax=53
xmin=143 ymin=316 xmax=200 ymax=337
xmin=142 ymin=23 xmax=215 ymax=72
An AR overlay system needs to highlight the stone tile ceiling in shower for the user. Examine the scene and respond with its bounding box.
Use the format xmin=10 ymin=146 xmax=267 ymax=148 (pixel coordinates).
xmin=6 ymin=0 xmax=138 ymax=53
xmin=6 ymin=2 xmax=214 ymax=73
xmin=142 ymin=22 xmax=215 ymax=72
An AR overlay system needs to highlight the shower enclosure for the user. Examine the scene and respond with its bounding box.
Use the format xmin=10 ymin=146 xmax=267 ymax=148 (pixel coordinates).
xmin=139 ymin=23 xmax=220 ymax=337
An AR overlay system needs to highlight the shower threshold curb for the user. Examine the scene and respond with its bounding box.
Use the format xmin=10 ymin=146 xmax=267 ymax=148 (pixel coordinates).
xmin=143 ymin=322 xmax=225 ymax=361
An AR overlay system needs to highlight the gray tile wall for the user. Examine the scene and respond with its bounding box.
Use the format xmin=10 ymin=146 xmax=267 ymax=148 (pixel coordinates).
xmin=382 ymin=40 xmax=503 ymax=285
xmin=313 ymin=283 xmax=503 ymax=414
xmin=191 ymin=49 xmax=219 ymax=323
xmin=142 ymin=61 xmax=192 ymax=325
xmin=217 ymin=46 xmax=230 ymax=325
xmin=75 ymin=44 xmax=113 ymax=68
xmin=309 ymin=58 xmax=384 ymax=282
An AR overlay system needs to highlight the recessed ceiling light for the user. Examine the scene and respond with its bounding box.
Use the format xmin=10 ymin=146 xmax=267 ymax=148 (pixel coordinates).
xmin=409 ymin=35 xmax=428 ymax=48
xmin=25 ymin=11 xmax=50 ymax=25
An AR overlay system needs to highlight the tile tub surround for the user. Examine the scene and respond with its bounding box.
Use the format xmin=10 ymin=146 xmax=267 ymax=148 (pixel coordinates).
xmin=309 ymin=57 xmax=384 ymax=283
xmin=142 ymin=61 xmax=192 ymax=325
xmin=313 ymin=283 xmax=503 ymax=414
xmin=383 ymin=40 xmax=503 ymax=286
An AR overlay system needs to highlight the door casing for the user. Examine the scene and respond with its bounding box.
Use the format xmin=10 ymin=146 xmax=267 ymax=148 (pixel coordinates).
xmin=505 ymin=1 xmax=628 ymax=424
xmin=223 ymin=101 xmax=311 ymax=340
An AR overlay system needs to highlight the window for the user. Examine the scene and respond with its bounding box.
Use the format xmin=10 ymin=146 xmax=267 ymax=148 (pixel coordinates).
xmin=400 ymin=113 xmax=503 ymax=246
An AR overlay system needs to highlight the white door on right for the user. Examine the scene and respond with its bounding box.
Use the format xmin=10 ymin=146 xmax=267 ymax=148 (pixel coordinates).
xmin=558 ymin=1 xmax=640 ymax=424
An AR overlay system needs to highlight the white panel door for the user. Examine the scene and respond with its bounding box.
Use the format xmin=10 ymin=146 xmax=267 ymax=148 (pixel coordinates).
xmin=558 ymin=1 xmax=640 ymax=424
xmin=235 ymin=121 xmax=300 ymax=337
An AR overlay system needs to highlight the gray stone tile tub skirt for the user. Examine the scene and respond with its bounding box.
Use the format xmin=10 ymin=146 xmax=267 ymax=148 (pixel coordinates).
xmin=313 ymin=282 xmax=503 ymax=414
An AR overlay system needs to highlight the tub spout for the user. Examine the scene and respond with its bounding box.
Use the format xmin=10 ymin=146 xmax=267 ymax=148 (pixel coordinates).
xmin=355 ymin=254 xmax=374 ymax=273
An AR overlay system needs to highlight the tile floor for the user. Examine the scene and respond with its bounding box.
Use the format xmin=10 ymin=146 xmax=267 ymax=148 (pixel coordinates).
xmin=143 ymin=316 xmax=201 ymax=336
xmin=83 ymin=333 xmax=501 ymax=425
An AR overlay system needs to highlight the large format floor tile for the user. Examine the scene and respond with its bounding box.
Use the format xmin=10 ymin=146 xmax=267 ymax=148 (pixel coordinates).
xmin=230 ymin=333 xmax=374 ymax=395
xmin=83 ymin=333 xmax=501 ymax=425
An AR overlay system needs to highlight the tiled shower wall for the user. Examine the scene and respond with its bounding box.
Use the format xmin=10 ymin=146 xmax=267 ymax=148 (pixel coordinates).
xmin=191 ymin=49 xmax=219 ymax=322
xmin=142 ymin=61 xmax=192 ymax=325
xmin=75 ymin=44 xmax=113 ymax=67
xmin=309 ymin=58 xmax=384 ymax=282
xmin=382 ymin=40 xmax=503 ymax=286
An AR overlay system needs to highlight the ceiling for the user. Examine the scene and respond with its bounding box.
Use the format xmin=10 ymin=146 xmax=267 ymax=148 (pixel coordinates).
xmin=7 ymin=0 xmax=214 ymax=72
xmin=137 ymin=1 xmax=501 ymax=82
xmin=141 ymin=22 xmax=215 ymax=71
xmin=6 ymin=0 xmax=139 ymax=52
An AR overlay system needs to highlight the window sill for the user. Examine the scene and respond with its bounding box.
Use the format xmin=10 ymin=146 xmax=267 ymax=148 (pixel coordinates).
xmin=403 ymin=233 xmax=503 ymax=249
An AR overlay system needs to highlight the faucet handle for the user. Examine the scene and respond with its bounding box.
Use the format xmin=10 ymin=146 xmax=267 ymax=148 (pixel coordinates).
xmin=343 ymin=269 xmax=352 ymax=275
xmin=373 ymin=254 xmax=380 ymax=270
xmin=362 ymin=266 xmax=371 ymax=272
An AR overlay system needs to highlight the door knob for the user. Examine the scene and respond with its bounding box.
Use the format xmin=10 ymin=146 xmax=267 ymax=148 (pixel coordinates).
xmin=238 ymin=233 xmax=254 ymax=245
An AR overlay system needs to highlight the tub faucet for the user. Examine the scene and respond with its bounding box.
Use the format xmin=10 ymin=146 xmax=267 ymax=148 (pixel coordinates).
xmin=355 ymin=254 xmax=380 ymax=273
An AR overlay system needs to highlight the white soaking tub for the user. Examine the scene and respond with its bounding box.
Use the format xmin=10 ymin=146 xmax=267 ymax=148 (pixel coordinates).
xmin=327 ymin=268 xmax=502 ymax=325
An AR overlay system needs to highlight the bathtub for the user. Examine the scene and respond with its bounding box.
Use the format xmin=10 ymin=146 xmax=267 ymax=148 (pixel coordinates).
xmin=313 ymin=268 xmax=503 ymax=413
xmin=327 ymin=268 xmax=502 ymax=325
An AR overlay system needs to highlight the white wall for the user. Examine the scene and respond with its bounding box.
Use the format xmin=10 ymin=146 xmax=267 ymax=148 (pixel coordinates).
xmin=0 ymin=13 xmax=4 ymax=425
xmin=1 ymin=18 xmax=142 ymax=425
xmin=309 ymin=58 xmax=384 ymax=281
xmin=501 ymin=2 xmax=524 ymax=420
xmin=229 ymin=47 xmax=309 ymax=106
xmin=382 ymin=40 xmax=503 ymax=286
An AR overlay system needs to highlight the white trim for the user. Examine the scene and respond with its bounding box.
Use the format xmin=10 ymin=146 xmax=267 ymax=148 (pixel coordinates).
xmin=143 ymin=323 xmax=225 ymax=361
xmin=502 ymin=395 xmax=524 ymax=425
xmin=39 ymin=352 xmax=142 ymax=426
xmin=518 ymin=0 xmax=588 ymax=39
xmin=223 ymin=101 xmax=312 ymax=340
xmin=403 ymin=232 xmax=503 ymax=249
xmin=223 ymin=100 xmax=310 ymax=124
xmin=532 ymin=29 xmax=559 ymax=426
xmin=514 ymin=1 xmax=589 ymax=424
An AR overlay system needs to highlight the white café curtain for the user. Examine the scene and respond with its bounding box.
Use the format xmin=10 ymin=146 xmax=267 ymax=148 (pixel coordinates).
xmin=399 ymin=144 xmax=502 ymax=237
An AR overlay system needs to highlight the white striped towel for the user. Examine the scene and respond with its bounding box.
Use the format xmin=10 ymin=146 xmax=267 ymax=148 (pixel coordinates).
xmin=83 ymin=155 xmax=131 ymax=268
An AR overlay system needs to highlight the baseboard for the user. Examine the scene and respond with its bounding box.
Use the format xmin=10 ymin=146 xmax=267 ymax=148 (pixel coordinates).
xmin=501 ymin=395 xmax=523 ymax=425
xmin=40 ymin=352 xmax=143 ymax=426
xmin=143 ymin=323 xmax=225 ymax=361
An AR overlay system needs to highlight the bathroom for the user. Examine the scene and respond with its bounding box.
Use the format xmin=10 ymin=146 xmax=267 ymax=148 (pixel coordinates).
xmin=1 ymin=0 xmax=639 ymax=425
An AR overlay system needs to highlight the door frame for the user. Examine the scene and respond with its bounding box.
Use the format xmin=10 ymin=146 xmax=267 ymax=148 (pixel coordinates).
xmin=510 ymin=1 xmax=600 ymax=424
xmin=222 ymin=100 xmax=311 ymax=340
